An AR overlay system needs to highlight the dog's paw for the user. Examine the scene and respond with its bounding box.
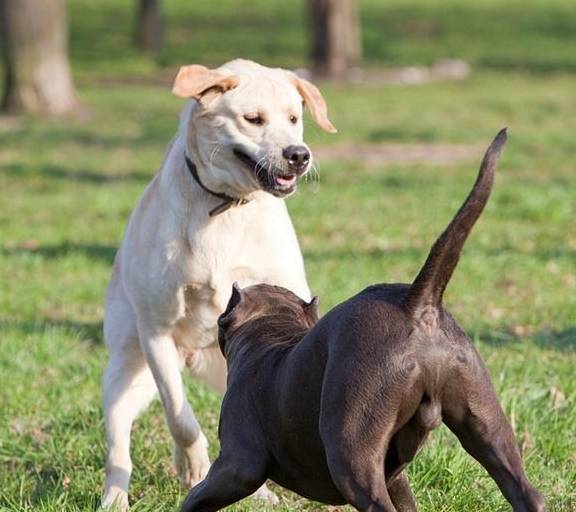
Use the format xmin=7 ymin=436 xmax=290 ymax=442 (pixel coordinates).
xmin=252 ymin=483 xmax=280 ymax=504
xmin=173 ymin=432 xmax=211 ymax=488
xmin=101 ymin=487 xmax=129 ymax=511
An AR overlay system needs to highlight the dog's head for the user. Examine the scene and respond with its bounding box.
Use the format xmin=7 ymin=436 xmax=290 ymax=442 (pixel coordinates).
xmin=173 ymin=59 xmax=336 ymax=198
xmin=217 ymin=282 xmax=319 ymax=357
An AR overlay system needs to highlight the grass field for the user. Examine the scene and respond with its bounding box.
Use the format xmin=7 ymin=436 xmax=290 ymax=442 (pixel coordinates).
xmin=1 ymin=0 xmax=575 ymax=511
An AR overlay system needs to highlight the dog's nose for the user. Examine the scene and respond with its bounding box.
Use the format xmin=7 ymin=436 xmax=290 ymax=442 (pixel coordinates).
xmin=282 ymin=145 xmax=310 ymax=171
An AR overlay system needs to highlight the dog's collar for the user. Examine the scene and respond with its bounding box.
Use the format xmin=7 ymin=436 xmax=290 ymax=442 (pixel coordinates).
xmin=185 ymin=154 xmax=250 ymax=217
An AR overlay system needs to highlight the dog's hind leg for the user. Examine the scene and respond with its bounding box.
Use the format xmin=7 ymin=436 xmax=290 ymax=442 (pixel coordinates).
xmin=102 ymin=340 xmax=157 ymax=511
xmin=323 ymin=448 xmax=397 ymax=511
xmin=320 ymin=402 xmax=400 ymax=511
xmin=443 ymin=367 xmax=546 ymax=512
xmin=319 ymin=346 xmax=422 ymax=511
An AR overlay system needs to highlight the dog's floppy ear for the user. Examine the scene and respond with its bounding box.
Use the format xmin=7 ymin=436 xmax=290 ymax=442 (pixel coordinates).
xmin=302 ymin=296 xmax=320 ymax=325
xmin=288 ymin=73 xmax=337 ymax=133
xmin=172 ymin=65 xmax=240 ymax=100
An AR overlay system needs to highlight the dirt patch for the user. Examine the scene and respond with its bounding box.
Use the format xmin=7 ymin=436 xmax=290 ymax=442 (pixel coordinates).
xmin=314 ymin=142 xmax=481 ymax=168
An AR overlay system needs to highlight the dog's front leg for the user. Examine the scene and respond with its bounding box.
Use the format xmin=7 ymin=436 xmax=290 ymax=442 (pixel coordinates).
xmin=187 ymin=346 xmax=279 ymax=505
xmin=139 ymin=326 xmax=211 ymax=488
xmin=180 ymin=454 xmax=268 ymax=512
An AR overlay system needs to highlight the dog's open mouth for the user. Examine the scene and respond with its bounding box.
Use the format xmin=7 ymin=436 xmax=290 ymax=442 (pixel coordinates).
xmin=233 ymin=149 xmax=300 ymax=197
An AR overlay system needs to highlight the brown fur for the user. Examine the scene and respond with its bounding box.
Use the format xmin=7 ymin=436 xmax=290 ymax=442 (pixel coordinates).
xmin=218 ymin=283 xmax=319 ymax=355
xmin=180 ymin=130 xmax=545 ymax=512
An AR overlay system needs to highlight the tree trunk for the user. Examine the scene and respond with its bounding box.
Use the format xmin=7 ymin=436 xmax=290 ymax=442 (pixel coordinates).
xmin=309 ymin=0 xmax=362 ymax=79
xmin=135 ymin=0 xmax=164 ymax=53
xmin=0 ymin=0 xmax=79 ymax=115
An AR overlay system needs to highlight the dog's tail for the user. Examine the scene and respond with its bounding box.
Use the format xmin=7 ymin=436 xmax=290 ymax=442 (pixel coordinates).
xmin=403 ymin=129 xmax=507 ymax=313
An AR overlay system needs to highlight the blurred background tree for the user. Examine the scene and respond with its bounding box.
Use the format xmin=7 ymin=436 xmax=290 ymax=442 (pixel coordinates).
xmin=0 ymin=0 xmax=78 ymax=115
xmin=309 ymin=0 xmax=362 ymax=78
xmin=135 ymin=0 xmax=164 ymax=53
xmin=2 ymin=0 xmax=576 ymax=115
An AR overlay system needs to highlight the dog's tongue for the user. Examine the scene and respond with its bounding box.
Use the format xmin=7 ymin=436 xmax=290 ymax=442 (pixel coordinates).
xmin=276 ymin=174 xmax=297 ymax=187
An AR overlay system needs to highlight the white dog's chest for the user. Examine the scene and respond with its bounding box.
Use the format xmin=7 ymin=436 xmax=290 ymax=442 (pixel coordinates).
xmin=173 ymin=287 xmax=220 ymax=351
xmin=173 ymin=264 xmax=261 ymax=350
xmin=173 ymin=228 xmax=273 ymax=351
xmin=144 ymin=197 xmax=308 ymax=352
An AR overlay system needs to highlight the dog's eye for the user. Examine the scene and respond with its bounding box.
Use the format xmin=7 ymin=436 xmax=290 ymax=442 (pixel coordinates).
xmin=289 ymin=115 xmax=298 ymax=125
xmin=244 ymin=114 xmax=264 ymax=125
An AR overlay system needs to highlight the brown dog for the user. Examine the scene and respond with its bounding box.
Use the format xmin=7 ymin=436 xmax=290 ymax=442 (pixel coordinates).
xmin=180 ymin=129 xmax=545 ymax=512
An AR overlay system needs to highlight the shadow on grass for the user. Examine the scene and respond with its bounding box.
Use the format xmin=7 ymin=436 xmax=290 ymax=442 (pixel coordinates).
xmin=1 ymin=117 xmax=174 ymax=149
xmin=30 ymin=468 xmax=62 ymax=506
xmin=533 ymin=328 xmax=576 ymax=352
xmin=482 ymin=246 xmax=576 ymax=261
xmin=2 ymin=242 xmax=117 ymax=265
xmin=2 ymin=319 xmax=104 ymax=345
xmin=478 ymin=327 xmax=576 ymax=352
xmin=305 ymin=243 xmax=576 ymax=267
xmin=1 ymin=162 xmax=150 ymax=184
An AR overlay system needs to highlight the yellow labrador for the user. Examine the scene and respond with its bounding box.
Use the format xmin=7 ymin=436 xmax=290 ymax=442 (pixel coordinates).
xmin=101 ymin=59 xmax=336 ymax=510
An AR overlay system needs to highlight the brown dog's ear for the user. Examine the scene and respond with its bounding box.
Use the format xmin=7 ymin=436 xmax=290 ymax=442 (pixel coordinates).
xmin=288 ymin=73 xmax=337 ymax=133
xmin=172 ymin=65 xmax=240 ymax=100
xmin=217 ymin=282 xmax=244 ymax=356
xmin=217 ymin=282 xmax=243 ymax=328
xmin=302 ymin=296 xmax=320 ymax=325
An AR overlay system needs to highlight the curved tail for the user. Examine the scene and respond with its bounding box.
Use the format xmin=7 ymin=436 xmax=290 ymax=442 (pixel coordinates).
xmin=403 ymin=129 xmax=507 ymax=313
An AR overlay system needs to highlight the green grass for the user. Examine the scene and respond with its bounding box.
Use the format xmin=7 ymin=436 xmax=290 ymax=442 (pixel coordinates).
xmin=1 ymin=0 xmax=575 ymax=511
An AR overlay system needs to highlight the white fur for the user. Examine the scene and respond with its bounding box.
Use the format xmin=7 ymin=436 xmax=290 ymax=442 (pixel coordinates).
xmin=101 ymin=60 xmax=311 ymax=510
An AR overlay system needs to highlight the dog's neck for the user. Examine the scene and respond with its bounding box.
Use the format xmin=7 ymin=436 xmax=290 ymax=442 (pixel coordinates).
xmin=157 ymin=133 xmax=266 ymax=221
xmin=184 ymin=153 xmax=250 ymax=216
xmin=222 ymin=315 xmax=312 ymax=366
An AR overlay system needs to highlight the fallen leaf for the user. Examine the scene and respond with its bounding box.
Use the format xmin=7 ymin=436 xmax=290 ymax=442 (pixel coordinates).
xmin=549 ymin=386 xmax=566 ymax=408
xmin=519 ymin=429 xmax=534 ymax=456
xmin=18 ymin=239 xmax=40 ymax=250
xmin=512 ymin=325 xmax=528 ymax=337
